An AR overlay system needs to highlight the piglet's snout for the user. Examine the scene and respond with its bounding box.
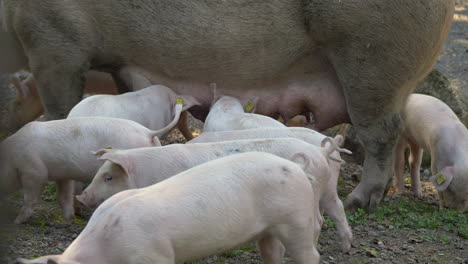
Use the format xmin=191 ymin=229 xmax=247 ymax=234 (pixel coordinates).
xmin=75 ymin=192 xmax=93 ymax=209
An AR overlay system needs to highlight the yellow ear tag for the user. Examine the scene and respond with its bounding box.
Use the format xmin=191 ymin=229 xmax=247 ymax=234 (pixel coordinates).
xmin=244 ymin=101 xmax=255 ymax=113
xmin=106 ymin=146 xmax=113 ymax=149
xmin=176 ymin=97 xmax=185 ymax=105
xmin=436 ymin=173 xmax=446 ymax=185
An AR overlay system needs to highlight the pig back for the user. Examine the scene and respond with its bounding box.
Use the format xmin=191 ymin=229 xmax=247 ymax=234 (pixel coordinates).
xmin=73 ymin=0 xmax=313 ymax=84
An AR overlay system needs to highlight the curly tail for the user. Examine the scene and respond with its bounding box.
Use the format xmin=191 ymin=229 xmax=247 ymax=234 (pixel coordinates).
xmin=321 ymin=136 xmax=352 ymax=164
xmin=149 ymin=102 xmax=184 ymax=145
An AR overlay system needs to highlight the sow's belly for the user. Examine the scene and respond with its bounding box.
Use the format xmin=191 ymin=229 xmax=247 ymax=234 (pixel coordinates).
xmin=92 ymin=0 xmax=347 ymax=126
xmin=136 ymin=52 xmax=348 ymax=130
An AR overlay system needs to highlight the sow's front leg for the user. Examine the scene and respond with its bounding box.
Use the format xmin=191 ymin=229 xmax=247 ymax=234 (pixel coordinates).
xmin=305 ymin=0 xmax=454 ymax=210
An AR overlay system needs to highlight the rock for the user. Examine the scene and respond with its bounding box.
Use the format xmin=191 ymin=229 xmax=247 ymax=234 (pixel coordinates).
xmin=368 ymin=231 xmax=380 ymax=237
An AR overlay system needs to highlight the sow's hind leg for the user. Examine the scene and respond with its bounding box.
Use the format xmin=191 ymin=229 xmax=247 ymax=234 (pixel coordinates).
xmin=29 ymin=50 xmax=89 ymax=121
xmin=15 ymin=4 xmax=93 ymax=120
xmin=304 ymin=0 xmax=454 ymax=211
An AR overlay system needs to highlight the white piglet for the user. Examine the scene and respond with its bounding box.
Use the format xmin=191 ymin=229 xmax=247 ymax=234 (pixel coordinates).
xmin=0 ymin=113 xmax=183 ymax=225
xmin=77 ymin=136 xmax=353 ymax=252
xmin=68 ymin=85 xmax=200 ymax=140
xmin=18 ymin=152 xmax=322 ymax=264
xmin=394 ymin=94 xmax=468 ymax=210
xmin=203 ymin=95 xmax=285 ymax=132
xmin=189 ymin=127 xmax=353 ymax=251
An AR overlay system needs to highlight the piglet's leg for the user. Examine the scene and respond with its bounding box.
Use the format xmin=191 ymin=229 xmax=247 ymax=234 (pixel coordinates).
xmin=57 ymin=180 xmax=75 ymax=225
xmin=15 ymin=178 xmax=46 ymax=224
xmin=408 ymin=139 xmax=424 ymax=198
xmin=393 ymin=136 xmax=408 ymax=194
xmin=257 ymin=232 xmax=285 ymax=264
xmin=321 ymin=196 xmax=352 ymax=253
xmin=279 ymin=226 xmax=320 ymax=264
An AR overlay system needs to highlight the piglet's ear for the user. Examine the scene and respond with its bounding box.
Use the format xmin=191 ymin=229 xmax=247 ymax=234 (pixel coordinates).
xmin=99 ymin=153 xmax=131 ymax=177
xmin=429 ymin=166 xmax=454 ymax=191
xmin=91 ymin=147 xmax=116 ymax=158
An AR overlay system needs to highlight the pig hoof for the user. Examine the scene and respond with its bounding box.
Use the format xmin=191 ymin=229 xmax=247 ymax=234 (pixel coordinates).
xmin=341 ymin=242 xmax=352 ymax=253
xmin=341 ymin=235 xmax=353 ymax=253
xmin=414 ymin=190 xmax=423 ymax=198
xmin=345 ymin=188 xmax=384 ymax=212
xmin=14 ymin=215 xmax=29 ymax=225
xmin=344 ymin=194 xmax=366 ymax=212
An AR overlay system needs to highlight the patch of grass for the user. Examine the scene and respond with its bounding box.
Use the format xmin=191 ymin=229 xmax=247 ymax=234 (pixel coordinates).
xmin=347 ymin=208 xmax=368 ymax=225
xmin=374 ymin=198 xmax=467 ymax=236
xmin=324 ymin=215 xmax=336 ymax=228
xmin=73 ymin=216 xmax=88 ymax=227
xmin=29 ymin=217 xmax=47 ymax=231
xmin=43 ymin=183 xmax=57 ymax=200
xmin=346 ymin=197 xmax=468 ymax=238
xmin=216 ymin=256 xmax=226 ymax=263
xmin=418 ymin=230 xmax=453 ymax=244
xmin=222 ymin=249 xmax=244 ymax=257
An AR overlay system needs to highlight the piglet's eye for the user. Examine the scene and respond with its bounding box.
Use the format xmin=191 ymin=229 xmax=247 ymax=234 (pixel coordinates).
xmin=105 ymin=175 xmax=113 ymax=182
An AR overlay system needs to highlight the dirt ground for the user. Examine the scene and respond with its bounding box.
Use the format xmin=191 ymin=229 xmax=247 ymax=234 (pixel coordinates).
xmin=1 ymin=2 xmax=467 ymax=264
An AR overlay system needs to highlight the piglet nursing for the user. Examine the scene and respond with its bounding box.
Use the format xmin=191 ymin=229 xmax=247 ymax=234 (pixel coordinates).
xmin=68 ymin=85 xmax=200 ymax=140
xmin=17 ymin=152 xmax=321 ymax=264
xmin=203 ymin=95 xmax=285 ymax=132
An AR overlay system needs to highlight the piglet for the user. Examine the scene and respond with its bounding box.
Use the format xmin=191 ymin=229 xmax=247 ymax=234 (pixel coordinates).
xmin=394 ymin=94 xmax=468 ymax=210
xmin=0 ymin=111 xmax=182 ymax=224
xmin=67 ymin=85 xmax=199 ymax=140
xmin=203 ymin=95 xmax=285 ymax=132
xmin=77 ymin=136 xmax=353 ymax=252
xmin=189 ymin=126 xmax=353 ymax=251
xmin=18 ymin=152 xmax=322 ymax=264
